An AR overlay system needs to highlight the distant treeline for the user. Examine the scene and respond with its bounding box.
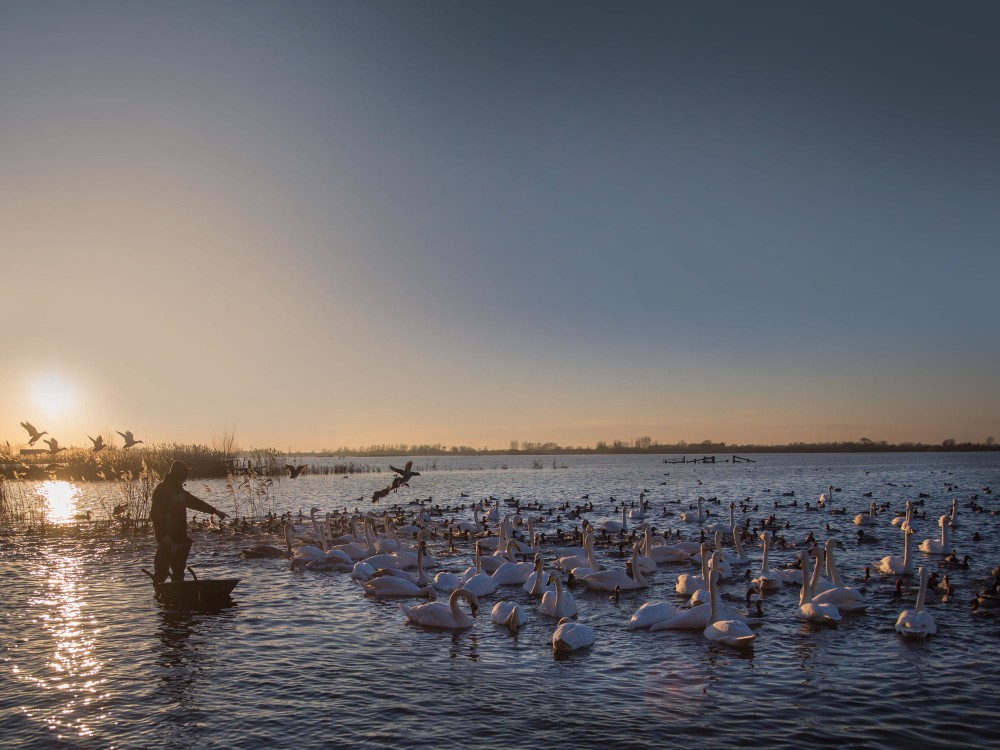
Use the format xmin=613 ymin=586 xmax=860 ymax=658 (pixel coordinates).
xmin=305 ymin=437 xmax=998 ymax=457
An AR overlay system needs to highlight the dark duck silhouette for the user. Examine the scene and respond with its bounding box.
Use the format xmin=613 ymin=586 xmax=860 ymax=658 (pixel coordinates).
xmin=117 ymin=430 xmax=143 ymax=449
xmin=285 ymin=464 xmax=308 ymax=478
xmin=42 ymin=438 xmax=66 ymax=455
xmin=20 ymin=421 xmax=47 ymax=446
xmin=389 ymin=460 xmax=420 ymax=486
xmin=88 ymin=435 xmax=105 ymax=452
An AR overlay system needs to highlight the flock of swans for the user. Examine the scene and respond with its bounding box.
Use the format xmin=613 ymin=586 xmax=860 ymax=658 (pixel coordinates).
xmin=240 ymin=480 xmax=998 ymax=653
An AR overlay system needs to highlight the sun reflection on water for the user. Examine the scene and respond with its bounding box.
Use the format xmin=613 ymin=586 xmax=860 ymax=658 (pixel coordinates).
xmin=17 ymin=550 xmax=106 ymax=741
xmin=37 ymin=480 xmax=81 ymax=524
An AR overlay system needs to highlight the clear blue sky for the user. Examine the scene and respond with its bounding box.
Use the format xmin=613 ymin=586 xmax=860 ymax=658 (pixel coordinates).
xmin=2 ymin=1 xmax=998 ymax=451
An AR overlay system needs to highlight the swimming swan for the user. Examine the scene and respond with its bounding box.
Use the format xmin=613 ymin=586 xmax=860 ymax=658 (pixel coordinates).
xmin=895 ymin=566 xmax=937 ymax=637
xmin=400 ymin=587 xmax=479 ymax=630
xmin=539 ymin=573 xmax=577 ymax=619
xmin=796 ymin=550 xmax=841 ymax=625
xmin=703 ymin=571 xmax=756 ymax=648
xmin=552 ymin=617 xmax=595 ymax=651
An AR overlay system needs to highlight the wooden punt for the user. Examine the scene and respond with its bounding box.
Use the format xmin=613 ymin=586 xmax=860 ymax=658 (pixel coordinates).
xmin=142 ymin=567 xmax=239 ymax=608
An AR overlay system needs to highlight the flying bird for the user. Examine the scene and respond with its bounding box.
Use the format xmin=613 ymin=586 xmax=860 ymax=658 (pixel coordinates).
xmin=88 ymin=435 xmax=105 ymax=452
xmin=117 ymin=430 xmax=144 ymax=449
xmin=372 ymin=487 xmax=391 ymax=503
xmin=285 ymin=464 xmax=308 ymax=478
xmin=20 ymin=421 xmax=47 ymax=446
xmin=42 ymin=438 xmax=66 ymax=455
xmin=389 ymin=460 xmax=420 ymax=484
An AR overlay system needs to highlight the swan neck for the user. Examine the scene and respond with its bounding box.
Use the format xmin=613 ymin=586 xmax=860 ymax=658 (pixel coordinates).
xmin=799 ymin=553 xmax=811 ymax=605
xmin=915 ymin=568 xmax=928 ymax=612
xmin=586 ymin=533 xmax=598 ymax=569
xmin=708 ymin=571 xmax=718 ymax=625
xmin=810 ymin=550 xmax=823 ymax=590
xmin=631 ymin=547 xmax=646 ymax=585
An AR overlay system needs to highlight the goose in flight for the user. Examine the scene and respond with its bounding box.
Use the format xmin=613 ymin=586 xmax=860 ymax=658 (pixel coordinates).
xmin=88 ymin=435 xmax=106 ymax=452
xmin=390 ymin=460 xmax=420 ymax=484
xmin=117 ymin=430 xmax=143 ymax=449
xmin=20 ymin=421 xmax=47 ymax=446
xmin=43 ymin=438 xmax=66 ymax=455
xmin=286 ymin=464 xmax=308 ymax=478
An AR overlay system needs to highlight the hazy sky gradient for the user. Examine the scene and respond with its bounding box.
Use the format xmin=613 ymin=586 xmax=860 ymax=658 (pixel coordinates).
xmin=3 ymin=1 xmax=998 ymax=451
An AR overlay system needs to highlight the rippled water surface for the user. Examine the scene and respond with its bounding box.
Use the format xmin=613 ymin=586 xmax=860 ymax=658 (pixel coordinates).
xmin=2 ymin=453 xmax=999 ymax=749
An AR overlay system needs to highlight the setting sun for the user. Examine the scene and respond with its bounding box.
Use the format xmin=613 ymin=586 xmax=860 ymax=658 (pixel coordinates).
xmin=30 ymin=373 xmax=78 ymax=418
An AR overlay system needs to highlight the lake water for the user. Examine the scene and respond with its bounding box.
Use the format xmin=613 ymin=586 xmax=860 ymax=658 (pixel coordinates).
xmin=2 ymin=452 xmax=999 ymax=749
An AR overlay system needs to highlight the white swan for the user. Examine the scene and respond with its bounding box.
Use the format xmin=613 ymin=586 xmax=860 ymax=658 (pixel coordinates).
xmin=539 ymin=573 xmax=577 ymax=619
xmin=461 ymin=542 xmax=499 ymax=597
xmin=877 ymin=526 xmax=915 ymax=576
xmin=949 ymin=498 xmax=959 ymax=528
xmin=552 ymin=617 xmax=595 ymax=651
xmin=704 ymin=501 xmax=735 ymax=536
xmin=490 ymin=601 xmax=528 ymax=632
xmin=810 ymin=545 xmax=867 ymax=611
xmin=601 ymin=505 xmax=628 ymax=535
xmin=554 ymin=531 xmax=598 ymax=575
xmin=628 ymin=494 xmax=647 ymax=521
xmin=895 ymin=566 xmax=937 ymax=637
xmin=633 ymin=527 xmax=658 ymax=574
xmin=919 ymin=515 xmax=951 ymax=554
xmin=648 ymin=540 xmax=695 ymax=564
xmin=400 ymin=587 xmax=478 ymax=630
xmin=703 ymin=571 xmax=756 ymax=648
xmin=854 ymin=503 xmax=878 ymax=526
xmin=709 ymin=531 xmax=734 ymax=578
xmin=627 ymin=600 xmax=679 ymax=630
xmin=752 ymin=531 xmax=781 ymax=592
xmin=579 ymin=544 xmax=648 ymax=591
xmin=523 ymin=556 xmax=555 ymax=597
xmin=676 ymin=543 xmax=710 ymax=595
xmin=432 ymin=570 xmax=462 ymax=593
xmin=456 ymin=503 xmax=484 ymax=534
xmin=650 ymin=592 xmax=750 ymax=631
xmin=818 ymin=484 xmax=833 ymax=507
xmin=330 ymin=515 xmax=375 ymax=560
xmin=890 ymin=501 xmax=913 ymax=530
xmin=679 ymin=497 xmax=705 ymax=524
xmin=728 ymin=526 xmax=749 ymax=564
xmin=796 ymin=550 xmax=841 ymax=624
xmin=364 ymin=576 xmax=435 ymax=597
xmin=491 ymin=540 xmax=535 ymax=585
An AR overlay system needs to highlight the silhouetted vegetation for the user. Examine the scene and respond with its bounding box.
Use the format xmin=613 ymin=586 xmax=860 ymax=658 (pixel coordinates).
xmin=304 ymin=437 xmax=1000 ymax=457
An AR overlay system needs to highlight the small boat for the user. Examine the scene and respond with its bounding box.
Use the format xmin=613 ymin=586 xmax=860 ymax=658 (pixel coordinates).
xmin=142 ymin=567 xmax=239 ymax=609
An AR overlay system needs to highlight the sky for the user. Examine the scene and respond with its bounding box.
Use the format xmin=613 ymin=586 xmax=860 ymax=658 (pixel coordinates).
xmin=2 ymin=1 xmax=999 ymax=452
